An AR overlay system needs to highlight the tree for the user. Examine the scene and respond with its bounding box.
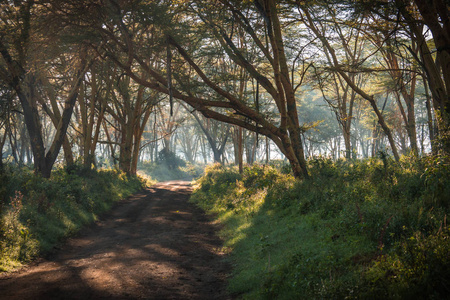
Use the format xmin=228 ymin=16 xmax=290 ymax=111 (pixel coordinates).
xmin=104 ymin=72 xmax=156 ymax=175
xmin=311 ymin=17 xmax=366 ymax=159
xmin=0 ymin=83 xmax=15 ymax=170
xmin=187 ymin=107 xmax=231 ymax=163
xmin=0 ymin=1 xmax=90 ymax=177
xmin=95 ymin=0 xmax=312 ymax=178
xmin=354 ymin=0 xmax=450 ymax=152
xmin=298 ymin=3 xmax=401 ymax=161
xmin=397 ymin=0 xmax=450 ymax=152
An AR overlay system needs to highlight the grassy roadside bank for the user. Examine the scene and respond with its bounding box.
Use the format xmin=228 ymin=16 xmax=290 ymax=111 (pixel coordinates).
xmin=0 ymin=164 xmax=149 ymax=271
xmin=190 ymin=155 xmax=450 ymax=299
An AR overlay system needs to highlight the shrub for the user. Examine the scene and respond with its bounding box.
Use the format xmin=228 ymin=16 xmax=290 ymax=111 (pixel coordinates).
xmin=422 ymin=154 xmax=450 ymax=208
xmin=0 ymin=191 xmax=39 ymax=271
xmin=362 ymin=227 xmax=450 ymax=300
xmin=243 ymin=164 xmax=279 ymax=190
xmin=195 ymin=163 xmax=241 ymax=195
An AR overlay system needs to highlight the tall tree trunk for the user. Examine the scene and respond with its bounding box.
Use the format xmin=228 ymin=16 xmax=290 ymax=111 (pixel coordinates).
xmin=265 ymin=0 xmax=309 ymax=178
xmin=130 ymin=110 xmax=151 ymax=175
xmin=0 ymin=127 xmax=7 ymax=170
xmin=238 ymin=126 xmax=243 ymax=174
xmin=343 ymin=125 xmax=352 ymax=159
xmin=119 ymin=119 xmax=133 ymax=174
xmin=423 ymin=76 xmax=436 ymax=153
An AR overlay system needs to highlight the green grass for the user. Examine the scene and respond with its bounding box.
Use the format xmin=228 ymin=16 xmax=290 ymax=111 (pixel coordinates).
xmin=190 ymin=155 xmax=450 ymax=299
xmin=0 ymin=164 xmax=148 ymax=271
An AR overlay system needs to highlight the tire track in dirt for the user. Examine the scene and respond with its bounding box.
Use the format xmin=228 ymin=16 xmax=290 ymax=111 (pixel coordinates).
xmin=0 ymin=181 xmax=231 ymax=299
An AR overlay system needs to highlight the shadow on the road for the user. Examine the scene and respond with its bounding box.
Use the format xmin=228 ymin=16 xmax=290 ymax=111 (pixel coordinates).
xmin=0 ymin=181 xmax=231 ymax=300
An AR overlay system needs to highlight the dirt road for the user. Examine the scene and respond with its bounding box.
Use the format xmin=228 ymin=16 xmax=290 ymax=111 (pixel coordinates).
xmin=0 ymin=181 xmax=231 ymax=299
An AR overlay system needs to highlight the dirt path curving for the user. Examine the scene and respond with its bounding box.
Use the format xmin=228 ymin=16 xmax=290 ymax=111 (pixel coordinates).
xmin=0 ymin=181 xmax=231 ymax=300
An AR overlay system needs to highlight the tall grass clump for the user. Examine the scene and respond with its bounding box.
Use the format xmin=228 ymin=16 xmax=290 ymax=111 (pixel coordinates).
xmin=0 ymin=164 xmax=146 ymax=271
xmin=190 ymin=154 xmax=450 ymax=299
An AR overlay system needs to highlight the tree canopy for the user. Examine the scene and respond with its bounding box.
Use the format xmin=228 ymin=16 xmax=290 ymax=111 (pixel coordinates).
xmin=0 ymin=0 xmax=449 ymax=178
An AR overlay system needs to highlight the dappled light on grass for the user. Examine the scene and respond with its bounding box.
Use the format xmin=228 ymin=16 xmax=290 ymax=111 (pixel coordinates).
xmin=223 ymin=218 xmax=250 ymax=250
xmin=190 ymin=156 xmax=450 ymax=299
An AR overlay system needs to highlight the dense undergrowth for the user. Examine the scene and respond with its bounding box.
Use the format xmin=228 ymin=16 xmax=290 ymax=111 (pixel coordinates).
xmin=190 ymin=155 xmax=450 ymax=299
xmin=0 ymin=164 xmax=147 ymax=271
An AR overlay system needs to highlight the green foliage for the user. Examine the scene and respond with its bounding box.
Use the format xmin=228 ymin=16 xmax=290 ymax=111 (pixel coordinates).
xmin=194 ymin=163 xmax=241 ymax=194
xmin=191 ymin=155 xmax=450 ymax=299
xmin=0 ymin=191 xmax=39 ymax=270
xmin=242 ymin=164 xmax=279 ymax=190
xmin=422 ymin=154 xmax=450 ymax=208
xmin=193 ymin=163 xmax=242 ymax=211
xmin=361 ymin=228 xmax=450 ymax=300
xmin=0 ymin=164 xmax=145 ymax=271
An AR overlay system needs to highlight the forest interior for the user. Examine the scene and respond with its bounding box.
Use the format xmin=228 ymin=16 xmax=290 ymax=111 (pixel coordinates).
xmin=1 ymin=0 xmax=450 ymax=299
